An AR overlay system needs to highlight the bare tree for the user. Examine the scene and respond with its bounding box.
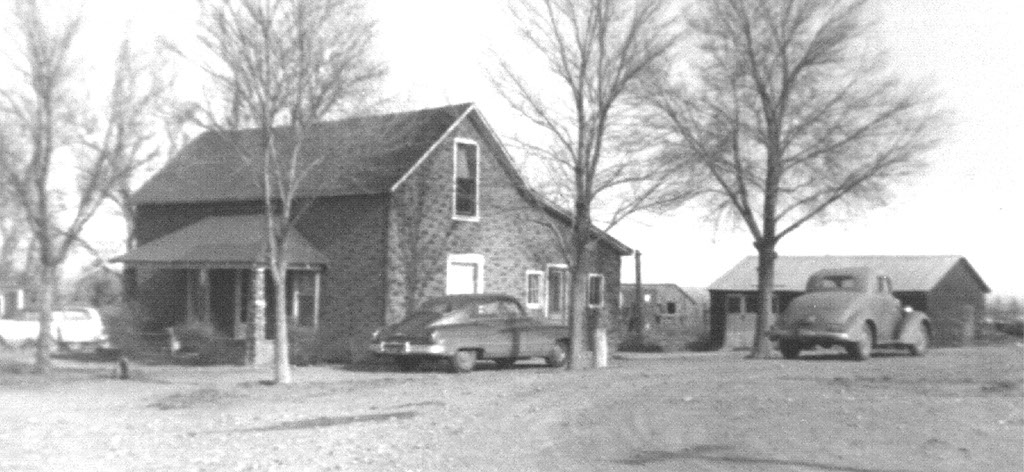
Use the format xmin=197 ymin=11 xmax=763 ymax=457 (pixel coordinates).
xmin=191 ymin=0 xmax=384 ymax=384
xmin=646 ymin=0 xmax=947 ymax=357
xmin=495 ymin=0 xmax=688 ymax=368
xmin=82 ymin=39 xmax=182 ymax=252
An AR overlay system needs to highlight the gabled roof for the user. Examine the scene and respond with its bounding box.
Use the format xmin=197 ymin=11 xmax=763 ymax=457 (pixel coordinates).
xmin=620 ymin=283 xmax=700 ymax=307
xmin=114 ymin=214 xmax=327 ymax=267
xmin=132 ymin=104 xmax=473 ymax=204
xmin=709 ymin=255 xmax=990 ymax=293
xmin=131 ymin=102 xmax=631 ymax=256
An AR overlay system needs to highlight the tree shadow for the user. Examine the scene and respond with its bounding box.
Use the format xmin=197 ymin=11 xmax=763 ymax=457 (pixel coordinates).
xmin=240 ymin=411 xmax=418 ymax=432
xmin=616 ymin=445 xmax=912 ymax=472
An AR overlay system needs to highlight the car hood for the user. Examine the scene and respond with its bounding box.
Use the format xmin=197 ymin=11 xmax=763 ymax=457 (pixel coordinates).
xmin=779 ymin=292 xmax=862 ymax=326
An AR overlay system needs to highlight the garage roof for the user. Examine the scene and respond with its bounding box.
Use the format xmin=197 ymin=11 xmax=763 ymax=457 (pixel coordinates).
xmin=709 ymin=255 xmax=989 ymax=293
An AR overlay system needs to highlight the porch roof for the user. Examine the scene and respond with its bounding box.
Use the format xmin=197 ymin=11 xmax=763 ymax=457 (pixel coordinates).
xmin=114 ymin=215 xmax=328 ymax=268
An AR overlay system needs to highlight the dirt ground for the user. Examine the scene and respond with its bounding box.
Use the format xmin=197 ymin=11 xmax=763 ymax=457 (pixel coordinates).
xmin=1 ymin=344 xmax=1021 ymax=472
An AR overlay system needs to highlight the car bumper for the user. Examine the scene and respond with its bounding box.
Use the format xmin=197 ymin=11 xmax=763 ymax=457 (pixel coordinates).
xmin=369 ymin=341 xmax=450 ymax=357
xmin=768 ymin=327 xmax=853 ymax=343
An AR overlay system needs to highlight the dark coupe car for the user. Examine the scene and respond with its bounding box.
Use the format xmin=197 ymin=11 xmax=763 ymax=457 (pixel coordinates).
xmin=768 ymin=267 xmax=931 ymax=360
xmin=370 ymin=294 xmax=570 ymax=372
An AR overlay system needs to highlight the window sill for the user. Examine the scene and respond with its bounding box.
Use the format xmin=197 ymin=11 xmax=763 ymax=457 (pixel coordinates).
xmin=452 ymin=214 xmax=480 ymax=223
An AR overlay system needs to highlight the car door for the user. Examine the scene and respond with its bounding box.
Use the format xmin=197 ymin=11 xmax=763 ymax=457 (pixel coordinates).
xmin=471 ymin=301 xmax=513 ymax=358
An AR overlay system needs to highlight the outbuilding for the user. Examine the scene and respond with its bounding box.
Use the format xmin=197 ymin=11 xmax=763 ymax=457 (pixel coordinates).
xmin=708 ymin=255 xmax=990 ymax=349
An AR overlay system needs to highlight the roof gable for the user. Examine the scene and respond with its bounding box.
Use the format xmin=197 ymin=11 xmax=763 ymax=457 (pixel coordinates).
xmin=709 ymin=255 xmax=989 ymax=293
xmin=132 ymin=103 xmax=473 ymax=204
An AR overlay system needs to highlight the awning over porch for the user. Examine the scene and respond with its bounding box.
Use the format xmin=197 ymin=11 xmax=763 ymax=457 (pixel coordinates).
xmin=114 ymin=214 xmax=328 ymax=268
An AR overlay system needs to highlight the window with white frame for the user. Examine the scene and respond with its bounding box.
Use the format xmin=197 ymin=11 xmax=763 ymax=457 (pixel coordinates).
xmin=587 ymin=274 xmax=605 ymax=308
xmin=453 ymin=139 xmax=479 ymax=219
xmin=446 ymin=254 xmax=485 ymax=294
xmin=288 ymin=270 xmax=320 ymax=328
xmin=525 ymin=270 xmax=543 ymax=308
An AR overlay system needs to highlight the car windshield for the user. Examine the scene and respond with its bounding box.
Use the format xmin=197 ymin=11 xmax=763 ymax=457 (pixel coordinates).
xmin=417 ymin=298 xmax=484 ymax=315
xmin=811 ymin=275 xmax=861 ymax=292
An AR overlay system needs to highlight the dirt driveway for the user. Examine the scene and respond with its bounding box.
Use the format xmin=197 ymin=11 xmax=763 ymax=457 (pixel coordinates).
xmin=1 ymin=344 xmax=1021 ymax=472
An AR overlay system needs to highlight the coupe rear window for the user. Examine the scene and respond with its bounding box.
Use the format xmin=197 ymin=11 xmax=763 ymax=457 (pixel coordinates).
xmin=811 ymin=276 xmax=861 ymax=292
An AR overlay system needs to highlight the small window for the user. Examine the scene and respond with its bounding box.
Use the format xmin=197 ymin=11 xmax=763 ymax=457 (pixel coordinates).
xmin=525 ymin=271 xmax=543 ymax=308
xmin=587 ymin=274 xmax=605 ymax=308
xmin=666 ymin=302 xmax=677 ymax=314
xmin=453 ymin=140 xmax=479 ymax=219
xmin=726 ymin=295 xmax=743 ymax=314
xmin=289 ymin=271 xmax=320 ymax=328
xmin=643 ymin=293 xmax=652 ymax=303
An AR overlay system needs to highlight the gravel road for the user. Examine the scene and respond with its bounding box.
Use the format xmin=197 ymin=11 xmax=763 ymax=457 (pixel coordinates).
xmin=1 ymin=344 xmax=1021 ymax=471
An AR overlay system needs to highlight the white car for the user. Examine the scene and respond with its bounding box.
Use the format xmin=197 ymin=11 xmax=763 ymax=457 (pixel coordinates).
xmin=0 ymin=307 xmax=112 ymax=352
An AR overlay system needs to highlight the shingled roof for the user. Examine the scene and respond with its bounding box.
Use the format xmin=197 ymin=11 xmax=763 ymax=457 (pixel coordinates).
xmin=132 ymin=103 xmax=473 ymax=204
xmin=115 ymin=214 xmax=327 ymax=267
xmin=709 ymin=255 xmax=989 ymax=293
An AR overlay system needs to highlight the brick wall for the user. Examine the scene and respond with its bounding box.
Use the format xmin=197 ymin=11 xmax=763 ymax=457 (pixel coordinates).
xmin=386 ymin=113 xmax=624 ymax=332
xmin=294 ymin=195 xmax=388 ymax=362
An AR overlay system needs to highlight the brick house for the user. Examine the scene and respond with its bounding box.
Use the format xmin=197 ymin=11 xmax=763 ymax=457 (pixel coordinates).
xmin=117 ymin=103 xmax=631 ymax=362
xmin=708 ymin=255 xmax=990 ymax=350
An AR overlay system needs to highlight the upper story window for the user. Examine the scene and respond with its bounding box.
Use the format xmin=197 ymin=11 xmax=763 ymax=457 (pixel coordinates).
xmin=453 ymin=139 xmax=479 ymax=220
xmin=587 ymin=274 xmax=605 ymax=308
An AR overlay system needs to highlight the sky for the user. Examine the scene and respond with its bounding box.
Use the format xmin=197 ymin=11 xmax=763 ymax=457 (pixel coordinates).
xmin=40 ymin=0 xmax=1024 ymax=295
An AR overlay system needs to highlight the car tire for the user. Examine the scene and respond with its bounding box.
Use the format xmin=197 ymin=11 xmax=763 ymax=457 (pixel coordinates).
xmin=545 ymin=341 xmax=569 ymax=368
xmin=908 ymin=321 xmax=929 ymax=356
xmin=846 ymin=323 xmax=873 ymax=361
xmin=780 ymin=341 xmax=801 ymax=360
xmin=451 ymin=350 xmax=477 ymax=373
xmin=494 ymin=358 xmax=516 ymax=369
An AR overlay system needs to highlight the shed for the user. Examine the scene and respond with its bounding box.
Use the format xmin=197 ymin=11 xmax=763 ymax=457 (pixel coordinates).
xmin=708 ymin=255 xmax=990 ymax=349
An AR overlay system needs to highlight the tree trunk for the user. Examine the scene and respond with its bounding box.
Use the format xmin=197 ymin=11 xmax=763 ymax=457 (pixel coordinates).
xmin=34 ymin=264 xmax=57 ymax=374
xmin=632 ymin=250 xmax=643 ymax=334
xmin=750 ymin=241 xmax=777 ymax=358
xmin=567 ymin=260 xmax=588 ymax=370
xmin=273 ymin=269 xmax=291 ymax=383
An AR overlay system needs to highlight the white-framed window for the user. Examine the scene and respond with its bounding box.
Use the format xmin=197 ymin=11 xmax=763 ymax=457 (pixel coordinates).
xmin=525 ymin=270 xmax=544 ymax=308
xmin=587 ymin=274 xmax=605 ymax=308
xmin=453 ymin=138 xmax=479 ymax=220
xmin=288 ymin=270 xmax=321 ymax=328
xmin=546 ymin=264 xmax=569 ymax=319
xmin=446 ymin=254 xmax=485 ymax=294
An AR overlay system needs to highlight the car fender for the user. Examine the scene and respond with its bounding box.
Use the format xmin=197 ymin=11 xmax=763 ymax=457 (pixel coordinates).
xmin=895 ymin=311 xmax=930 ymax=342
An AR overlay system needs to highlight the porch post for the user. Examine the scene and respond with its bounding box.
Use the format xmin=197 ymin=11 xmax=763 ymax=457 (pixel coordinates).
xmin=246 ymin=266 xmax=272 ymax=365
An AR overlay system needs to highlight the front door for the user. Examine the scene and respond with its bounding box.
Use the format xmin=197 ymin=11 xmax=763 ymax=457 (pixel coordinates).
xmin=546 ymin=266 xmax=569 ymax=321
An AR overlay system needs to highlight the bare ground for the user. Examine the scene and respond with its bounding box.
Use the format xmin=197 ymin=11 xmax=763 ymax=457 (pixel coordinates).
xmin=0 ymin=344 xmax=1021 ymax=472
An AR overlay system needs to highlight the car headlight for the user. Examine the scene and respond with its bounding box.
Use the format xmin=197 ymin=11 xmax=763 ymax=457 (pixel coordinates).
xmin=371 ymin=328 xmax=382 ymax=341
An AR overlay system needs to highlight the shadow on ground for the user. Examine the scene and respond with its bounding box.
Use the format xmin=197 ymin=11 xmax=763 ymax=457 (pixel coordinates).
xmin=616 ymin=445 xmax=912 ymax=472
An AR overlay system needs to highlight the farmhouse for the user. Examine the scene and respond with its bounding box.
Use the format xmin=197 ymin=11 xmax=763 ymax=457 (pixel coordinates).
xmin=116 ymin=103 xmax=630 ymax=362
xmin=708 ymin=255 xmax=990 ymax=350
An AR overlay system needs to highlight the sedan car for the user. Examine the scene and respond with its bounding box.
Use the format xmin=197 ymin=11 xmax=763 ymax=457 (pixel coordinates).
xmin=768 ymin=267 xmax=931 ymax=360
xmin=370 ymin=294 xmax=570 ymax=372
xmin=0 ymin=307 xmax=112 ymax=352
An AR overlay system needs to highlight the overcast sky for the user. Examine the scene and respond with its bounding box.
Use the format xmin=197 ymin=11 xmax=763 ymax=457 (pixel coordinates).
xmin=62 ymin=1 xmax=1024 ymax=295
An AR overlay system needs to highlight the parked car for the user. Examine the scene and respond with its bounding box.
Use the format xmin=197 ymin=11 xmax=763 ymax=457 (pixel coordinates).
xmin=768 ymin=267 xmax=931 ymax=360
xmin=370 ymin=294 xmax=570 ymax=372
xmin=0 ymin=307 xmax=112 ymax=352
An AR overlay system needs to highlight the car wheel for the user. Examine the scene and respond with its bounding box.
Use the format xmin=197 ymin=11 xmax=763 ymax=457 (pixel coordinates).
xmin=395 ymin=357 xmax=422 ymax=372
xmin=451 ymin=350 xmax=477 ymax=373
xmin=494 ymin=358 xmax=516 ymax=369
xmin=780 ymin=341 xmax=801 ymax=360
xmin=908 ymin=321 xmax=929 ymax=356
xmin=545 ymin=341 xmax=568 ymax=368
xmin=846 ymin=323 xmax=873 ymax=361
